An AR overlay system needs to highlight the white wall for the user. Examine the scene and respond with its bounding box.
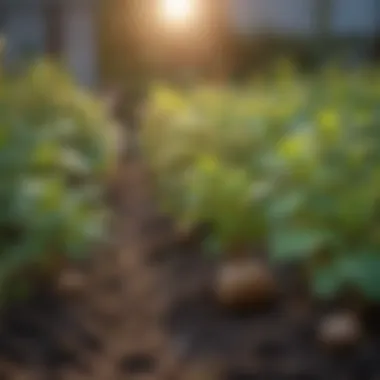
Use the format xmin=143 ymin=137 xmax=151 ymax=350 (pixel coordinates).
xmin=331 ymin=0 xmax=377 ymax=35
xmin=62 ymin=2 xmax=98 ymax=88
xmin=2 ymin=4 xmax=46 ymax=66
xmin=228 ymin=0 xmax=314 ymax=35
xmin=263 ymin=0 xmax=315 ymax=35
xmin=1 ymin=0 xmax=98 ymax=88
xmin=228 ymin=0 xmax=379 ymax=37
xmin=227 ymin=0 xmax=265 ymax=34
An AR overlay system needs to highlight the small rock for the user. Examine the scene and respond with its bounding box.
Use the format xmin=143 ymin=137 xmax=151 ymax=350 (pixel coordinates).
xmin=318 ymin=311 xmax=362 ymax=349
xmin=214 ymin=259 xmax=277 ymax=309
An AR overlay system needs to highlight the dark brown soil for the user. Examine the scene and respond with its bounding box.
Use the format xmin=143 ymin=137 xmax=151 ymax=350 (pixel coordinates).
xmin=1 ymin=156 xmax=380 ymax=380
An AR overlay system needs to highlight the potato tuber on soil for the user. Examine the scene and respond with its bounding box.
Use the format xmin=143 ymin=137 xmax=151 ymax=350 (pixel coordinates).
xmin=214 ymin=259 xmax=277 ymax=309
xmin=318 ymin=311 xmax=362 ymax=349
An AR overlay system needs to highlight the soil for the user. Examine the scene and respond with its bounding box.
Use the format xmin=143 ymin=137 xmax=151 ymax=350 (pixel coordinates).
xmin=1 ymin=154 xmax=380 ymax=380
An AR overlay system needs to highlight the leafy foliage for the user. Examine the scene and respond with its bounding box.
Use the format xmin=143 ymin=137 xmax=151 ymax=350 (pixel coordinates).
xmin=0 ymin=60 xmax=118 ymax=301
xmin=141 ymin=67 xmax=380 ymax=300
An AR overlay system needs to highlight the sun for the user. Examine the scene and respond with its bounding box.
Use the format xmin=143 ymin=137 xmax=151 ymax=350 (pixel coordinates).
xmin=160 ymin=0 xmax=196 ymax=25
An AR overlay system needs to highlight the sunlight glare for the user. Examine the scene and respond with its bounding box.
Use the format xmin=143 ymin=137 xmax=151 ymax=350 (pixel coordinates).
xmin=161 ymin=0 xmax=196 ymax=25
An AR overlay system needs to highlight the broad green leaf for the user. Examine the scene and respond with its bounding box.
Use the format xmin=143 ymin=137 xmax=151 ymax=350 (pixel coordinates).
xmin=267 ymin=191 xmax=306 ymax=220
xmin=313 ymin=266 xmax=343 ymax=300
xmin=270 ymin=228 xmax=333 ymax=260
xmin=337 ymin=253 xmax=380 ymax=301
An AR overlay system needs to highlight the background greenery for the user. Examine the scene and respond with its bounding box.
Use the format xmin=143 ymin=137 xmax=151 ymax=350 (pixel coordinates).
xmin=141 ymin=64 xmax=380 ymax=301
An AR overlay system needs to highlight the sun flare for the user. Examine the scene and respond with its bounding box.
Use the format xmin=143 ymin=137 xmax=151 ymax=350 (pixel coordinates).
xmin=160 ymin=0 xmax=196 ymax=25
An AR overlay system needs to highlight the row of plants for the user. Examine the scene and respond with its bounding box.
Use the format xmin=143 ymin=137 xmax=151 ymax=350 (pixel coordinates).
xmin=140 ymin=64 xmax=380 ymax=302
xmin=0 ymin=60 xmax=119 ymax=302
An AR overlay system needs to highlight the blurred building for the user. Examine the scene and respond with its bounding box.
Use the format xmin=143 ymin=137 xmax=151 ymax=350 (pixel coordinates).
xmin=0 ymin=0 xmax=98 ymax=88
xmin=0 ymin=0 xmax=379 ymax=87
xmin=226 ymin=0 xmax=380 ymax=73
xmin=229 ymin=0 xmax=379 ymax=37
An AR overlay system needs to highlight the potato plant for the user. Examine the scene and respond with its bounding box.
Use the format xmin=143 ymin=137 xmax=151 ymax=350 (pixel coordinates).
xmin=141 ymin=67 xmax=380 ymax=301
xmin=0 ymin=60 xmax=118 ymax=301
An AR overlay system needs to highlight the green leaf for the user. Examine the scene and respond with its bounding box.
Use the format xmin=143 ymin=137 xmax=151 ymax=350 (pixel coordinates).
xmin=202 ymin=236 xmax=222 ymax=259
xmin=270 ymin=227 xmax=333 ymax=260
xmin=338 ymin=252 xmax=380 ymax=301
xmin=59 ymin=148 xmax=90 ymax=175
xmin=31 ymin=141 xmax=59 ymax=166
xmin=267 ymin=191 xmax=306 ymax=220
xmin=312 ymin=265 xmax=343 ymax=300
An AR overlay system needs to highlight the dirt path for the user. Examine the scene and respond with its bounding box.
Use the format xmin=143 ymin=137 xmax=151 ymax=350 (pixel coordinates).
xmin=65 ymin=158 xmax=181 ymax=380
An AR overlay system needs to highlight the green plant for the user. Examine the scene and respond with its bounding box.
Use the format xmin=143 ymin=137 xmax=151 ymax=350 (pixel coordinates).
xmin=141 ymin=66 xmax=380 ymax=301
xmin=0 ymin=60 xmax=118 ymax=301
xmin=179 ymin=156 xmax=268 ymax=255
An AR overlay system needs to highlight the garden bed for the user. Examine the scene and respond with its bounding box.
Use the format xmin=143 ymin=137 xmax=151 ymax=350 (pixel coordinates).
xmin=0 ymin=157 xmax=380 ymax=380
xmin=2 ymin=63 xmax=380 ymax=380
